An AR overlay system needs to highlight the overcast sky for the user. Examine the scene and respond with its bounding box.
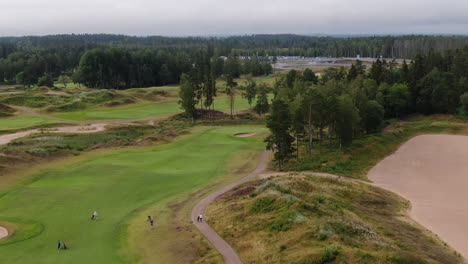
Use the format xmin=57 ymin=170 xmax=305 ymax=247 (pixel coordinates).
xmin=1 ymin=0 xmax=468 ymax=36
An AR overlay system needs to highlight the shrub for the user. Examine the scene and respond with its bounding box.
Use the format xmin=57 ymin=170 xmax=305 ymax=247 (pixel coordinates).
xmin=267 ymin=217 xmax=293 ymax=232
xmin=295 ymin=245 xmax=341 ymax=264
xmin=317 ymin=227 xmax=333 ymax=241
xmin=389 ymin=251 xmax=428 ymax=264
xmin=279 ymin=244 xmax=287 ymax=252
xmin=250 ymin=197 xmax=278 ymax=213
xmin=37 ymin=74 xmax=54 ymax=87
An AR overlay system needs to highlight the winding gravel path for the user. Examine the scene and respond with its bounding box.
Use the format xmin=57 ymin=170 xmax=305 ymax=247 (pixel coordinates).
xmin=192 ymin=150 xmax=270 ymax=264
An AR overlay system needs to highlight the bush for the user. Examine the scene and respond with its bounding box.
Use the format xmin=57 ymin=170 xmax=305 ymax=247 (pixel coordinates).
xmin=279 ymin=244 xmax=287 ymax=252
xmin=250 ymin=197 xmax=279 ymax=213
xmin=389 ymin=251 xmax=428 ymax=264
xmin=295 ymin=246 xmax=341 ymax=264
xmin=37 ymin=74 xmax=54 ymax=87
xmin=317 ymin=227 xmax=333 ymax=241
xmin=267 ymin=218 xmax=293 ymax=232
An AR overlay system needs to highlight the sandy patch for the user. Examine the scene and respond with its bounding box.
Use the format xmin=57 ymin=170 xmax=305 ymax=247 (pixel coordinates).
xmin=0 ymin=226 xmax=7 ymax=240
xmin=46 ymin=90 xmax=71 ymax=97
xmin=0 ymin=124 xmax=107 ymax=145
xmin=369 ymin=135 xmax=468 ymax=258
xmin=234 ymin=133 xmax=256 ymax=138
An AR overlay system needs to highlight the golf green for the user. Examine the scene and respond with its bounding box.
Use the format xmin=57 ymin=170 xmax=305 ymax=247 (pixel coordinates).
xmin=0 ymin=126 xmax=267 ymax=263
xmin=52 ymin=96 xmax=256 ymax=121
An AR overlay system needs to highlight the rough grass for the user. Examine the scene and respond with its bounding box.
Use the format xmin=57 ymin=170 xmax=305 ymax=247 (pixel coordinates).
xmin=287 ymin=120 xmax=468 ymax=178
xmin=204 ymin=174 xmax=462 ymax=264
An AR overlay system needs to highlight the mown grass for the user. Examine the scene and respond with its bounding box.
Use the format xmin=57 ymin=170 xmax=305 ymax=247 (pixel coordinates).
xmin=205 ymin=173 xmax=461 ymax=264
xmin=51 ymin=95 xmax=257 ymax=121
xmin=0 ymin=126 xmax=268 ymax=264
xmin=0 ymin=115 xmax=54 ymax=130
xmin=287 ymin=121 xmax=468 ymax=179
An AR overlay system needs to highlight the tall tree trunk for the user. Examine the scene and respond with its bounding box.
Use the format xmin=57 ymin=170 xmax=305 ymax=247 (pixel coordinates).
xmin=296 ymin=134 xmax=299 ymax=160
xmin=307 ymin=103 xmax=313 ymax=156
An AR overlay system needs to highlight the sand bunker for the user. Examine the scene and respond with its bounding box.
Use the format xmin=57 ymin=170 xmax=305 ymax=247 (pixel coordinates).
xmin=46 ymin=90 xmax=71 ymax=97
xmin=234 ymin=133 xmax=256 ymax=138
xmin=0 ymin=124 xmax=107 ymax=145
xmin=0 ymin=226 xmax=7 ymax=240
xmin=369 ymin=135 xmax=468 ymax=258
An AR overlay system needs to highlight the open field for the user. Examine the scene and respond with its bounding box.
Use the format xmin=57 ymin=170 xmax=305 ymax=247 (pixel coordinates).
xmin=369 ymin=134 xmax=468 ymax=258
xmin=0 ymin=126 xmax=268 ymax=264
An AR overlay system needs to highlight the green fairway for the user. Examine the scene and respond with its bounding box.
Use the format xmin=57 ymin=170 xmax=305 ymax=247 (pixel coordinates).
xmin=0 ymin=115 xmax=53 ymax=130
xmin=51 ymin=96 xmax=257 ymax=121
xmin=0 ymin=126 xmax=268 ymax=264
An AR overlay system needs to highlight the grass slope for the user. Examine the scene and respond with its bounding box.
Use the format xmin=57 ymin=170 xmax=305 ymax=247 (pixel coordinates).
xmin=288 ymin=121 xmax=468 ymax=179
xmin=0 ymin=126 xmax=267 ymax=264
xmin=0 ymin=115 xmax=53 ymax=130
xmin=205 ymin=174 xmax=461 ymax=264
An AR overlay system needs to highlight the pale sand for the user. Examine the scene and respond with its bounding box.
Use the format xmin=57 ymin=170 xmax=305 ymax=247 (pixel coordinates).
xmin=369 ymin=135 xmax=468 ymax=258
xmin=0 ymin=124 xmax=107 ymax=145
xmin=234 ymin=133 xmax=256 ymax=138
xmin=0 ymin=226 xmax=7 ymax=240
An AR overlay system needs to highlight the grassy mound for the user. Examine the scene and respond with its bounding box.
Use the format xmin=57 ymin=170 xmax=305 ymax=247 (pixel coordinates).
xmin=205 ymin=174 xmax=462 ymax=264
xmin=0 ymin=104 xmax=16 ymax=118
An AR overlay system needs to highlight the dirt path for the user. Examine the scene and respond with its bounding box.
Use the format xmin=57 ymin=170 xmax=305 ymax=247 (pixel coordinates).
xmin=0 ymin=226 xmax=7 ymax=240
xmin=369 ymin=135 xmax=468 ymax=258
xmin=192 ymin=150 xmax=270 ymax=264
xmin=0 ymin=124 xmax=107 ymax=145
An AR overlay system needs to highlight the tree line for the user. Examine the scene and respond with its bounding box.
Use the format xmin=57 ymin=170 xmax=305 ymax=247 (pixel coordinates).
xmin=2 ymin=34 xmax=468 ymax=87
xmin=265 ymin=46 xmax=468 ymax=168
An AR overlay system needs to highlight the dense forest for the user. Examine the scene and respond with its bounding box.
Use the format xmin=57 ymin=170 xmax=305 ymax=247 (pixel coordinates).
xmin=2 ymin=34 xmax=468 ymax=88
xmin=263 ymin=46 xmax=468 ymax=168
xmin=178 ymin=44 xmax=468 ymax=167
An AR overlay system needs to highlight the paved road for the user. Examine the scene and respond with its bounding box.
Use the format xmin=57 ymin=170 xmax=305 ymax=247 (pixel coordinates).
xmin=191 ymin=150 xmax=270 ymax=264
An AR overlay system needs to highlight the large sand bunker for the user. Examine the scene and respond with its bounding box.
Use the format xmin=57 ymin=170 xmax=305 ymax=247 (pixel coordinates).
xmin=369 ymin=135 xmax=468 ymax=258
xmin=0 ymin=226 xmax=7 ymax=240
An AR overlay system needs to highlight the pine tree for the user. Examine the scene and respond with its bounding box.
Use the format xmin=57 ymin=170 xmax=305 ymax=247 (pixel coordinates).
xmin=266 ymin=99 xmax=294 ymax=169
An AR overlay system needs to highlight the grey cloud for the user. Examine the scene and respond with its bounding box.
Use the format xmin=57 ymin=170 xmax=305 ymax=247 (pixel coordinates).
xmin=1 ymin=0 xmax=467 ymax=36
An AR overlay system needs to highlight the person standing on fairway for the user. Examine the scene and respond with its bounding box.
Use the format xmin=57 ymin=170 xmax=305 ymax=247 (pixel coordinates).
xmin=150 ymin=218 xmax=154 ymax=227
xmin=91 ymin=211 xmax=98 ymax=220
xmin=57 ymin=240 xmax=61 ymax=250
